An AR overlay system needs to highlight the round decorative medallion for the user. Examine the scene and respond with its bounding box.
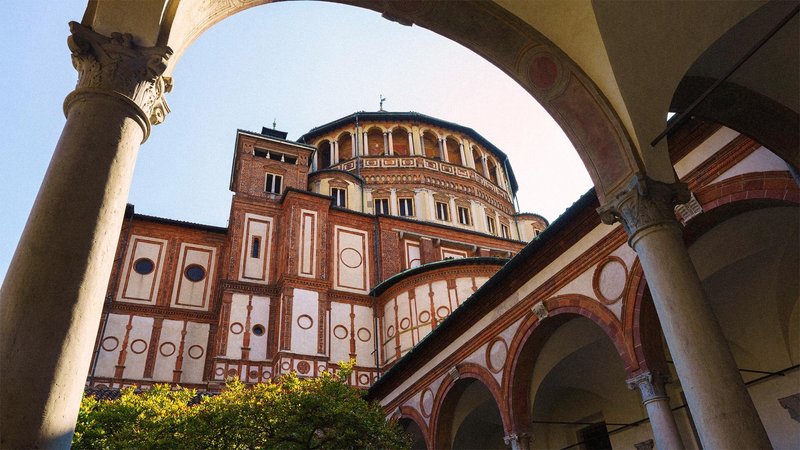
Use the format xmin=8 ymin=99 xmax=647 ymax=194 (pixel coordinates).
xmin=230 ymin=322 xmax=244 ymax=334
xmin=436 ymin=305 xmax=450 ymax=319
xmin=262 ymin=370 xmax=271 ymax=379
xmin=593 ymin=256 xmax=628 ymax=305
xmin=297 ymin=314 xmax=314 ymax=330
xmin=129 ymin=339 xmax=147 ymax=354
xmin=529 ymin=55 xmax=559 ymax=90
xmin=159 ymin=342 xmax=176 ymax=357
xmin=281 ymin=361 xmax=291 ymax=371
xmin=357 ymin=327 xmax=372 ymax=342
xmin=214 ymin=367 xmax=224 ymax=376
xmin=420 ymin=388 xmax=434 ymax=417
xmin=187 ymin=345 xmax=204 ymax=360
xmin=339 ymin=248 xmax=363 ymax=268
xmin=358 ymin=373 xmax=370 ymax=385
xmin=296 ymin=361 xmax=311 ymax=374
xmin=486 ymin=337 xmax=508 ymax=374
xmin=418 ymin=310 xmax=431 ymax=323
xmin=249 ymin=370 xmax=259 ymax=379
xmin=252 ymin=324 xmax=265 ymax=336
xmin=387 ymin=325 xmax=396 ymax=338
xmin=101 ymin=336 xmax=119 ymax=352
xmin=333 ymin=325 xmax=349 ymax=340
xmin=399 ymin=317 xmax=411 ymax=330
xmin=226 ymin=368 xmax=238 ymax=378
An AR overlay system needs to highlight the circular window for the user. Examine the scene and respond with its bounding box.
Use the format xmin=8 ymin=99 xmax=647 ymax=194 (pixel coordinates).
xmin=252 ymin=324 xmax=265 ymax=336
xmin=184 ymin=265 xmax=206 ymax=282
xmin=133 ymin=258 xmax=154 ymax=275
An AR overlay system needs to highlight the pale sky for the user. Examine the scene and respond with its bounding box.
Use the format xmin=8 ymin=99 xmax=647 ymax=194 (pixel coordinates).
xmin=0 ymin=1 xmax=592 ymax=281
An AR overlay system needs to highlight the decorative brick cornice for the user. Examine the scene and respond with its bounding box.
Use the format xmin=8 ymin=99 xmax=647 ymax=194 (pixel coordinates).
xmin=65 ymin=22 xmax=173 ymax=140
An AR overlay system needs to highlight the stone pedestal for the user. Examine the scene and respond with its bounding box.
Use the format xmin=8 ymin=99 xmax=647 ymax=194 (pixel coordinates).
xmin=599 ymin=176 xmax=771 ymax=449
xmin=627 ymin=371 xmax=684 ymax=450
xmin=0 ymin=22 xmax=171 ymax=449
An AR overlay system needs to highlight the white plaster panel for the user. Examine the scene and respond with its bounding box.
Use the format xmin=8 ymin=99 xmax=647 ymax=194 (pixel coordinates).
xmin=119 ymin=236 xmax=168 ymax=304
xmin=330 ymin=302 xmax=352 ymax=364
xmin=674 ymin=126 xmax=739 ymax=178
xmin=298 ymin=210 xmax=318 ymax=278
xmin=180 ymin=322 xmax=209 ymax=383
xmin=353 ymin=305 xmax=375 ymax=367
xmin=405 ymin=240 xmax=421 ymax=269
xmin=225 ymin=293 xmax=249 ymax=359
xmin=94 ymin=313 xmax=128 ymax=378
xmin=382 ymin=298 xmax=398 ymax=363
xmin=291 ymin=289 xmax=319 ymax=356
xmin=553 ymin=265 xmax=596 ymax=299
xmin=240 ymin=213 xmax=273 ymax=284
xmin=171 ymin=243 xmax=216 ymax=310
xmin=122 ymin=315 xmax=154 ymax=380
xmin=713 ymin=146 xmax=789 ymax=183
xmin=153 ymin=319 xmax=183 ymax=382
xmin=441 ymin=247 xmax=468 ymax=260
xmin=456 ymin=277 xmax=477 ymax=306
xmin=398 ymin=290 xmax=415 ymax=353
xmin=334 ymin=226 xmax=370 ymax=293
xmin=430 ymin=280 xmax=451 ymax=320
xmin=249 ymin=296 xmax=270 ymax=361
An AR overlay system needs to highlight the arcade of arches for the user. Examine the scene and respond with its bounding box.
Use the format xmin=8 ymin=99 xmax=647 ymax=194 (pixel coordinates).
xmin=0 ymin=1 xmax=797 ymax=449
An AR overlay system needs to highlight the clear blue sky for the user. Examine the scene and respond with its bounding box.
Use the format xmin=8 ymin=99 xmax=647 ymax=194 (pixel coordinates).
xmin=0 ymin=1 xmax=592 ymax=281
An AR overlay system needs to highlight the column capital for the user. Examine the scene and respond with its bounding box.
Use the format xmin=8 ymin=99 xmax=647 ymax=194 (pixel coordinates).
xmin=597 ymin=175 xmax=689 ymax=248
xmin=627 ymin=371 xmax=670 ymax=404
xmin=65 ymin=21 xmax=173 ymax=140
xmin=504 ymin=432 xmax=531 ymax=449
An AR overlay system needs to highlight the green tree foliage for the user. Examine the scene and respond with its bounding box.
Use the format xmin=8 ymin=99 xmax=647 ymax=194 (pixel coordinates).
xmin=73 ymin=361 xmax=410 ymax=450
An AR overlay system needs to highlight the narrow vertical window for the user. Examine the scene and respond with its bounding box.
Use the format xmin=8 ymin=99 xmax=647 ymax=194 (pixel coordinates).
xmin=501 ymin=224 xmax=510 ymax=239
xmin=265 ymin=173 xmax=283 ymax=194
xmin=398 ymin=198 xmax=414 ymax=217
xmin=435 ymin=202 xmax=450 ymax=221
xmin=251 ymin=236 xmax=260 ymax=258
xmin=457 ymin=206 xmax=471 ymax=225
xmin=374 ymin=198 xmax=389 ymax=215
xmin=486 ymin=216 xmax=496 ymax=235
xmin=331 ymin=188 xmax=346 ymax=208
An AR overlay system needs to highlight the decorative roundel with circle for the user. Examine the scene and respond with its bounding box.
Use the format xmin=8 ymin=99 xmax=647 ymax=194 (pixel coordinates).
xmin=249 ymin=370 xmax=259 ymax=379
xmin=436 ymin=306 xmax=450 ymax=319
xmin=339 ymin=248 xmax=363 ymax=269
xmin=184 ymin=264 xmax=206 ymax=282
xmin=358 ymin=374 xmax=370 ymax=385
xmin=230 ymin=322 xmax=244 ymax=334
xmin=420 ymin=388 xmax=434 ymax=417
xmin=592 ymin=256 xmax=628 ymax=305
xmin=486 ymin=337 xmax=508 ymax=374
xmin=133 ymin=258 xmax=155 ymax=275
xmin=252 ymin=324 xmax=265 ymax=336
xmin=281 ymin=361 xmax=291 ymax=371
xmin=399 ymin=317 xmax=411 ymax=330
xmin=101 ymin=336 xmax=119 ymax=352
xmin=357 ymin=327 xmax=371 ymax=342
xmin=386 ymin=325 xmax=396 ymax=338
xmin=262 ymin=370 xmax=271 ymax=379
xmin=297 ymin=315 xmax=314 ymax=330
xmin=214 ymin=367 xmax=224 ymax=376
xmin=226 ymin=368 xmax=238 ymax=378
xmin=296 ymin=361 xmax=311 ymax=374
xmin=333 ymin=325 xmax=349 ymax=340
xmin=159 ymin=342 xmax=176 ymax=357
xmin=187 ymin=345 xmax=204 ymax=360
xmin=129 ymin=339 xmax=147 ymax=354
xmin=418 ymin=310 xmax=431 ymax=323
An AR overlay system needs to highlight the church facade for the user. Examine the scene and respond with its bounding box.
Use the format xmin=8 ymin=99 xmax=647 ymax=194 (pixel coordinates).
xmin=87 ymin=112 xmax=547 ymax=392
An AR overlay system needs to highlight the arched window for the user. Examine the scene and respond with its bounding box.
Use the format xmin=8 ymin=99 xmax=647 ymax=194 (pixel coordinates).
xmin=367 ymin=127 xmax=384 ymax=155
xmin=472 ymin=146 xmax=484 ymax=175
xmin=422 ymin=131 xmax=439 ymax=159
xmin=318 ymin=140 xmax=332 ymax=169
xmin=487 ymin=159 xmax=499 ymax=184
xmin=446 ymin=137 xmax=462 ymax=165
xmin=392 ymin=127 xmax=410 ymax=156
xmin=338 ymin=133 xmax=353 ymax=161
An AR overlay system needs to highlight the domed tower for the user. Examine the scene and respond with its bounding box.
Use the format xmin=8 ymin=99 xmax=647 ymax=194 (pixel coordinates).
xmin=299 ymin=111 xmax=547 ymax=241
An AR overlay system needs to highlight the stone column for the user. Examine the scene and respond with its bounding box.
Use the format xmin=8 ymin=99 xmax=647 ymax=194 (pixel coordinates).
xmin=598 ymin=175 xmax=771 ymax=449
xmin=387 ymin=130 xmax=394 ymax=155
xmin=351 ymin=130 xmax=357 ymax=156
xmin=627 ymin=371 xmax=684 ymax=450
xmin=439 ymin=137 xmax=446 ymax=160
xmin=363 ymin=131 xmax=369 ymax=155
xmin=389 ymin=188 xmax=398 ymax=215
xmin=0 ymin=22 xmax=172 ymax=449
xmin=503 ymin=432 xmax=531 ymax=450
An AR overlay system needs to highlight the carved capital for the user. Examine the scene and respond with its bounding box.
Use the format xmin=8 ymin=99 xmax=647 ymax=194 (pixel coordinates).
xmin=65 ymin=21 xmax=173 ymax=139
xmin=627 ymin=371 xmax=670 ymax=404
xmin=504 ymin=432 xmax=531 ymax=449
xmin=597 ymin=175 xmax=689 ymax=248
xmin=531 ymin=301 xmax=549 ymax=321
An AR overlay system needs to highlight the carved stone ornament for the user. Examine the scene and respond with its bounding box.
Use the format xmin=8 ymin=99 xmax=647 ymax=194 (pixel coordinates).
xmin=503 ymin=432 xmax=531 ymax=449
xmin=447 ymin=366 xmax=460 ymax=381
xmin=675 ymin=191 xmax=703 ymax=224
xmin=627 ymin=371 xmax=670 ymax=404
xmin=531 ymin=301 xmax=549 ymax=321
xmin=597 ymin=175 xmax=690 ymax=248
xmin=634 ymin=439 xmax=655 ymax=450
xmin=65 ymin=21 xmax=173 ymax=139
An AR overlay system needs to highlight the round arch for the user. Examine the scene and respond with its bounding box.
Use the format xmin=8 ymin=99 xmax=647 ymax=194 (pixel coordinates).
xmin=392 ymin=405 xmax=430 ymax=450
xmin=429 ymin=363 xmax=510 ymax=450
xmin=503 ymin=295 xmax=634 ymax=434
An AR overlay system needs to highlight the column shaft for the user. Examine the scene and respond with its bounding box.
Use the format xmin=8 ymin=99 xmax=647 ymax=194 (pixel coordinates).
xmin=601 ymin=176 xmax=771 ymax=449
